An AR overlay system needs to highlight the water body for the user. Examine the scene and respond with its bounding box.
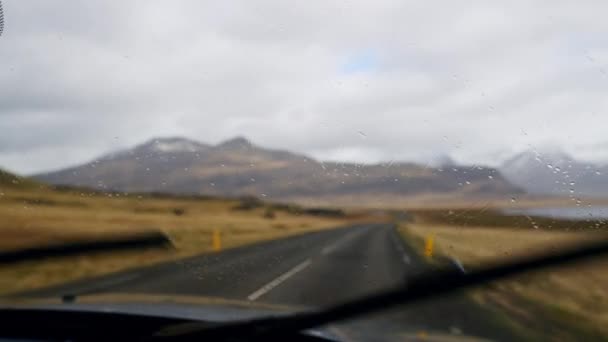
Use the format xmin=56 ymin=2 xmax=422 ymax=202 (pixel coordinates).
xmin=503 ymin=206 xmax=608 ymax=220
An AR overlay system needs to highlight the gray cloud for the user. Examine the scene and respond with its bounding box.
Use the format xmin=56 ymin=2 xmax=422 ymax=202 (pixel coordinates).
xmin=2 ymin=1 xmax=608 ymax=174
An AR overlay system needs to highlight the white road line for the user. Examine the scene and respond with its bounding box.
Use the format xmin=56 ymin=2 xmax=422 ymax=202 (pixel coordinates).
xmin=321 ymin=244 xmax=338 ymax=255
xmin=451 ymin=258 xmax=467 ymax=273
xmin=321 ymin=230 xmax=364 ymax=256
xmin=390 ymin=230 xmax=412 ymax=265
xmin=247 ymin=259 xmax=312 ymax=301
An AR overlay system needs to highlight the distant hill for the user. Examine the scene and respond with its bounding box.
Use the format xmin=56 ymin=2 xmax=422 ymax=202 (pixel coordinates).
xmin=0 ymin=168 xmax=41 ymax=189
xmin=34 ymin=136 xmax=523 ymax=202
xmin=501 ymin=149 xmax=608 ymax=198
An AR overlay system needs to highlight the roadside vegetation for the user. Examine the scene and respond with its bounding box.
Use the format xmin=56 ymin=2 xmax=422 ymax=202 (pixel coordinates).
xmin=0 ymin=182 xmax=359 ymax=295
xmin=398 ymin=208 xmax=608 ymax=341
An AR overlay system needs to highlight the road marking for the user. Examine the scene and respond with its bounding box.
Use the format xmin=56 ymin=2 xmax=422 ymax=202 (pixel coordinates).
xmin=390 ymin=230 xmax=413 ymax=265
xmin=321 ymin=244 xmax=338 ymax=255
xmin=451 ymin=258 xmax=466 ymax=273
xmin=247 ymin=259 xmax=312 ymax=301
xmin=321 ymin=230 xmax=364 ymax=256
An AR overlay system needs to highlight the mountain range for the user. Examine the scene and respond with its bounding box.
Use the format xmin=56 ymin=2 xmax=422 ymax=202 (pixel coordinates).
xmin=500 ymin=149 xmax=608 ymax=198
xmin=31 ymin=137 xmax=522 ymax=203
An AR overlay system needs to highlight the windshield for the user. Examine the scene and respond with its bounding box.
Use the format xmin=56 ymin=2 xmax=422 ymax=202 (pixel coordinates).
xmin=1 ymin=1 xmax=608 ymax=341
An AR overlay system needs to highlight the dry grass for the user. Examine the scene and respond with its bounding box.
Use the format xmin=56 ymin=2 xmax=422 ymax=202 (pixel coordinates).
xmin=0 ymin=187 xmax=354 ymax=294
xmin=288 ymin=193 xmax=608 ymax=210
xmin=399 ymin=210 xmax=608 ymax=339
xmin=404 ymin=223 xmax=594 ymax=266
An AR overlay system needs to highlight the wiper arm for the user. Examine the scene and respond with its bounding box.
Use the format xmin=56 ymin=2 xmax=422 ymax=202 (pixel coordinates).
xmin=155 ymin=239 xmax=608 ymax=340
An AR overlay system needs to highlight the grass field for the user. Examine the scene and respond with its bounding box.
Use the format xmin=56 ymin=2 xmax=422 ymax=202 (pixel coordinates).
xmin=399 ymin=209 xmax=608 ymax=340
xmin=3 ymin=169 xmax=608 ymax=339
xmin=0 ymin=185 xmax=358 ymax=295
xmin=292 ymin=193 xmax=608 ymax=210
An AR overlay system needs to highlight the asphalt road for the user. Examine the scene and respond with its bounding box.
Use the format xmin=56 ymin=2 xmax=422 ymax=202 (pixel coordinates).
xmin=30 ymin=224 xmax=423 ymax=306
xmin=27 ymin=223 xmax=523 ymax=340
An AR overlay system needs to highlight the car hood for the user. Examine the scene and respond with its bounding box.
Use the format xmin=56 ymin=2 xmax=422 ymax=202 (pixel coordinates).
xmin=0 ymin=293 xmax=488 ymax=342
xmin=1 ymin=292 xmax=302 ymax=321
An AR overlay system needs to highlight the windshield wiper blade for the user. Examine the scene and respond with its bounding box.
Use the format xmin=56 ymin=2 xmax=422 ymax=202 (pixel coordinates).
xmin=0 ymin=231 xmax=172 ymax=265
xmin=155 ymin=239 xmax=608 ymax=340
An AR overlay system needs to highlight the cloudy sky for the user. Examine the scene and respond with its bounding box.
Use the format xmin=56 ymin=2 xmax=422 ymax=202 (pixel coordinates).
xmin=2 ymin=1 xmax=608 ymax=174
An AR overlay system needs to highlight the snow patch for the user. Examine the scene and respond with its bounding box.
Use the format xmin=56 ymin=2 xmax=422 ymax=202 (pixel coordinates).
xmin=153 ymin=140 xmax=201 ymax=152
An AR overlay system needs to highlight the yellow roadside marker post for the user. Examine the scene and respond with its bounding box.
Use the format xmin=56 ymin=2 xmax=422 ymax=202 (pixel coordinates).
xmin=424 ymin=234 xmax=434 ymax=258
xmin=212 ymin=228 xmax=222 ymax=252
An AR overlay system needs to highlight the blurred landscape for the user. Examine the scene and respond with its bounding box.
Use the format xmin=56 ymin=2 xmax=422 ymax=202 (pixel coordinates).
xmin=32 ymin=136 xmax=523 ymax=205
xmin=502 ymin=148 xmax=608 ymax=199
xmin=32 ymin=136 xmax=608 ymax=208
xmin=0 ymin=168 xmax=361 ymax=294
xmin=2 ymin=137 xmax=608 ymax=339
xmin=4 ymin=2 xmax=608 ymax=340
xmin=399 ymin=209 xmax=608 ymax=340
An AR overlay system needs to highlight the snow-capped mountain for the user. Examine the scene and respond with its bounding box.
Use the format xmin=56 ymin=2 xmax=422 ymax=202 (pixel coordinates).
xmin=501 ymin=148 xmax=608 ymax=198
xmin=33 ymin=136 xmax=522 ymax=201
